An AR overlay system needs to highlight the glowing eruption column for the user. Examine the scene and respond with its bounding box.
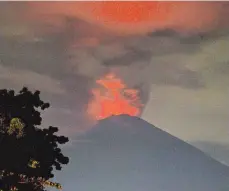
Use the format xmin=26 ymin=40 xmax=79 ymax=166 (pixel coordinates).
xmin=87 ymin=74 xmax=142 ymax=120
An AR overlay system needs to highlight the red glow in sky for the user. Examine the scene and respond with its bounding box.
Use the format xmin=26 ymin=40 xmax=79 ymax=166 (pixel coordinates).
xmin=28 ymin=2 xmax=224 ymax=35
xmin=87 ymin=73 xmax=143 ymax=120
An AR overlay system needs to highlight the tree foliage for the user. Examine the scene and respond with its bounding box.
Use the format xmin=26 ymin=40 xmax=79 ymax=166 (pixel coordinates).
xmin=0 ymin=87 xmax=69 ymax=191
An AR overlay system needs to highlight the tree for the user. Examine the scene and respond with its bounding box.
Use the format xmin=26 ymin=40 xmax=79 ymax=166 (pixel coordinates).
xmin=0 ymin=87 xmax=69 ymax=191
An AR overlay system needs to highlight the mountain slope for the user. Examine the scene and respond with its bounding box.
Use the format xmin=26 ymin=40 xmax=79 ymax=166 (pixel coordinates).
xmin=62 ymin=115 xmax=229 ymax=191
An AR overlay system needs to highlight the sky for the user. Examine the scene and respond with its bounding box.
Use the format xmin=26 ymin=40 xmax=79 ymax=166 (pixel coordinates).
xmin=0 ymin=2 xmax=229 ymax=166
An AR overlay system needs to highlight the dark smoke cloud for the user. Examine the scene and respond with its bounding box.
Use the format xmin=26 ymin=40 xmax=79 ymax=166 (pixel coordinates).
xmin=0 ymin=2 xmax=228 ymax=136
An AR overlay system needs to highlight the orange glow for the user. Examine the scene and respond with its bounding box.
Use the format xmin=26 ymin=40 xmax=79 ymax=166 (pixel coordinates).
xmin=87 ymin=73 xmax=142 ymax=120
xmin=28 ymin=2 xmax=224 ymax=35
xmin=91 ymin=2 xmax=170 ymax=23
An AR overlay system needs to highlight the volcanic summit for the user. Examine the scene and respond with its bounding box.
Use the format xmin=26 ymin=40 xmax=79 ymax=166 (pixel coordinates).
xmin=62 ymin=115 xmax=229 ymax=191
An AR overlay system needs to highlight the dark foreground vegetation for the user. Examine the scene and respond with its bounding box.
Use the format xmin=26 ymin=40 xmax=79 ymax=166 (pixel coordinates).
xmin=0 ymin=87 xmax=69 ymax=191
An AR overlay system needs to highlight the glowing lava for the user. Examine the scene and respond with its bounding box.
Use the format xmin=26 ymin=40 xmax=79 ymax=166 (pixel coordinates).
xmin=87 ymin=73 xmax=143 ymax=120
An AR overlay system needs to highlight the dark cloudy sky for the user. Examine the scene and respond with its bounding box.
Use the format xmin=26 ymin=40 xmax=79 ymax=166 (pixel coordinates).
xmin=0 ymin=2 xmax=229 ymax=166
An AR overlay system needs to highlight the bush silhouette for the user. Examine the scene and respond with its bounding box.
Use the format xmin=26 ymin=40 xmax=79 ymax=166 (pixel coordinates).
xmin=0 ymin=87 xmax=69 ymax=191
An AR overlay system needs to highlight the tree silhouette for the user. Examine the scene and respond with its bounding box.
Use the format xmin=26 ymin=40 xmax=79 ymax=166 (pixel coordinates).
xmin=0 ymin=87 xmax=69 ymax=191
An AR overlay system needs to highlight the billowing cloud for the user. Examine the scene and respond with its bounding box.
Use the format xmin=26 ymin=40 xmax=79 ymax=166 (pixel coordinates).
xmin=142 ymin=34 xmax=229 ymax=148
xmin=1 ymin=2 xmax=229 ymax=36
xmin=23 ymin=2 xmax=229 ymax=35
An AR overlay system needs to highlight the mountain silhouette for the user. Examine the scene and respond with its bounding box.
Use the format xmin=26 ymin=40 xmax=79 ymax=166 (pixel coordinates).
xmin=61 ymin=115 xmax=229 ymax=191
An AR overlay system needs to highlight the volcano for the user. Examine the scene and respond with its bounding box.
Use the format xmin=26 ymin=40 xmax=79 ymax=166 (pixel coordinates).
xmin=62 ymin=115 xmax=229 ymax=191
